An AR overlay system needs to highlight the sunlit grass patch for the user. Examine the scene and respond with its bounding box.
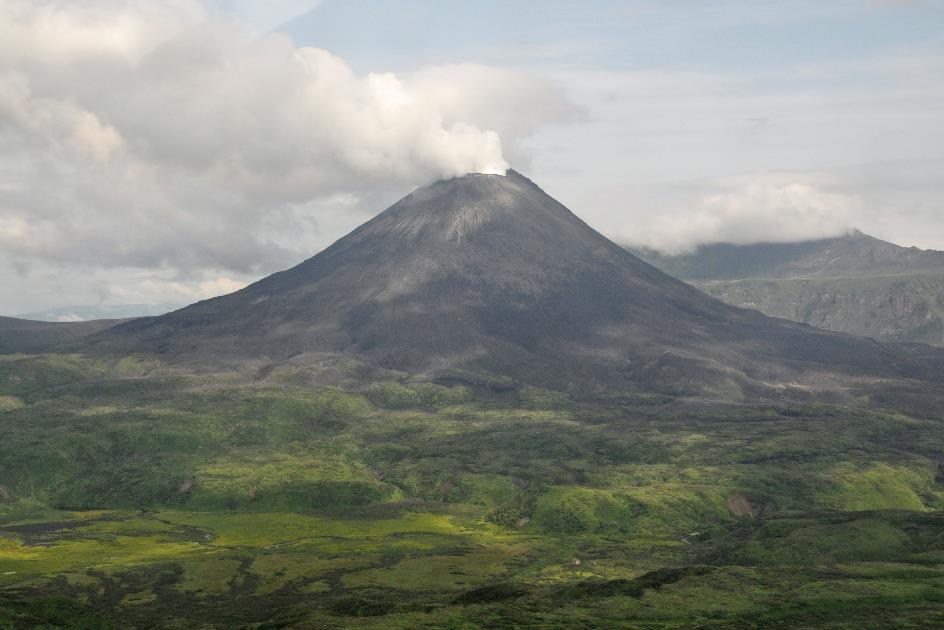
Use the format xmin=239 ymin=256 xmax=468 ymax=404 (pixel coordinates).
xmin=742 ymin=518 xmax=911 ymax=564
xmin=0 ymin=396 xmax=24 ymax=412
xmin=185 ymin=452 xmax=402 ymax=511
xmin=249 ymin=552 xmax=375 ymax=595
xmin=159 ymin=510 xmax=465 ymax=548
xmin=175 ymin=556 xmax=244 ymax=595
xmin=119 ymin=590 xmax=157 ymax=606
xmin=531 ymin=483 xmax=729 ymax=537
xmin=817 ymin=462 xmax=929 ymax=511
xmin=608 ymin=566 xmax=762 ymax=618
xmin=77 ymin=405 xmax=121 ymax=416
xmin=0 ymin=512 xmax=207 ymax=585
xmin=341 ymin=545 xmax=518 ymax=591
xmin=299 ymin=579 xmax=331 ymax=593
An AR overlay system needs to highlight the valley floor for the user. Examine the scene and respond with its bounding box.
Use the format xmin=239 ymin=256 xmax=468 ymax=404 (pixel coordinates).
xmin=1 ymin=354 xmax=943 ymax=628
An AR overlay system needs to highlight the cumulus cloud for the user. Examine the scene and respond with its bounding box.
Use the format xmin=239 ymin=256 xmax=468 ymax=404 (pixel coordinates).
xmin=533 ymin=42 xmax=944 ymax=255
xmin=0 ymin=0 xmax=578 ymax=304
xmin=626 ymin=175 xmax=860 ymax=254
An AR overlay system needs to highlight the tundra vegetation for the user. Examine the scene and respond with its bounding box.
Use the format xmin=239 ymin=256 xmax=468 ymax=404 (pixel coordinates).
xmin=631 ymin=230 xmax=944 ymax=348
xmin=1 ymin=354 xmax=943 ymax=628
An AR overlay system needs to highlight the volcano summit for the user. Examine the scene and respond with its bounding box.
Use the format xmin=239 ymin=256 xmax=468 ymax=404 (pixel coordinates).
xmin=94 ymin=170 xmax=942 ymax=395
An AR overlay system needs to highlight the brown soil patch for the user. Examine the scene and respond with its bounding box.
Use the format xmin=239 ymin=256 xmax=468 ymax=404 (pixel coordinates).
xmin=726 ymin=494 xmax=757 ymax=517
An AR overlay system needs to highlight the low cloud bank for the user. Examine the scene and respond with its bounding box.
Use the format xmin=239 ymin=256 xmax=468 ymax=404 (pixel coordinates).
xmin=624 ymin=175 xmax=860 ymax=254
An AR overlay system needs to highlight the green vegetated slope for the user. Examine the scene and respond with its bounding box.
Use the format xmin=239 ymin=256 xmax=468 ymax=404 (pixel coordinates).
xmin=631 ymin=231 xmax=944 ymax=347
xmin=696 ymin=274 xmax=944 ymax=347
xmin=2 ymin=355 xmax=944 ymax=628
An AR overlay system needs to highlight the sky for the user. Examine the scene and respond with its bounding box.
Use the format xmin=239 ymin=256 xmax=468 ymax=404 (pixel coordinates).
xmin=1 ymin=0 xmax=943 ymax=316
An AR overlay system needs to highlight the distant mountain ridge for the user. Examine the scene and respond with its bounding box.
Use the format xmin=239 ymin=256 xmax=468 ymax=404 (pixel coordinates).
xmin=89 ymin=171 xmax=943 ymax=397
xmin=632 ymin=230 xmax=944 ymax=280
xmin=631 ymin=232 xmax=944 ymax=347
xmin=18 ymin=303 xmax=181 ymax=322
xmin=0 ymin=316 xmax=127 ymax=354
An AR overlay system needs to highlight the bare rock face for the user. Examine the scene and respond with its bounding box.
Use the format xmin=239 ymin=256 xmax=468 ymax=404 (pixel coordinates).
xmin=91 ymin=171 xmax=943 ymax=393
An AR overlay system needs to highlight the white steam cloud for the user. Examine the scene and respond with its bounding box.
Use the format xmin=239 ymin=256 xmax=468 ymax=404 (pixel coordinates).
xmin=628 ymin=175 xmax=860 ymax=254
xmin=0 ymin=0 xmax=578 ymax=284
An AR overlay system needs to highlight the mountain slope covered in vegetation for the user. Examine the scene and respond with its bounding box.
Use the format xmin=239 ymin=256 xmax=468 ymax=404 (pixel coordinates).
xmin=632 ymin=231 xmax=944 ymax=346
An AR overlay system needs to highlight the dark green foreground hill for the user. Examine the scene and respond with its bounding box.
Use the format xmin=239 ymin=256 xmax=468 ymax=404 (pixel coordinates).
xmin=632 ymin=231 xmax=944 ymax=347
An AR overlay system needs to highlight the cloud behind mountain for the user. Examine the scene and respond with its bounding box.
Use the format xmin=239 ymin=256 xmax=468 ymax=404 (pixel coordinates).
xmin=0 ymin=0 xmax=580 ymax=311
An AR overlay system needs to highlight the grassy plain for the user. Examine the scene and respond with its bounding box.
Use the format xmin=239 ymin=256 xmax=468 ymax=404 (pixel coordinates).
xmin=1 ymin=354 xmax=943 ymax=627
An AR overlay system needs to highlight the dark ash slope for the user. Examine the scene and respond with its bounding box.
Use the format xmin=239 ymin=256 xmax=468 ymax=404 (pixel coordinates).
xmin=92 ymin=171 xmax=942 ymax=392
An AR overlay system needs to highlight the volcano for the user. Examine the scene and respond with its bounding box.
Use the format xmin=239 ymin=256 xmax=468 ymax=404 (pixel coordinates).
xmin=95 ymin=171 xmax=942 ymax=393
